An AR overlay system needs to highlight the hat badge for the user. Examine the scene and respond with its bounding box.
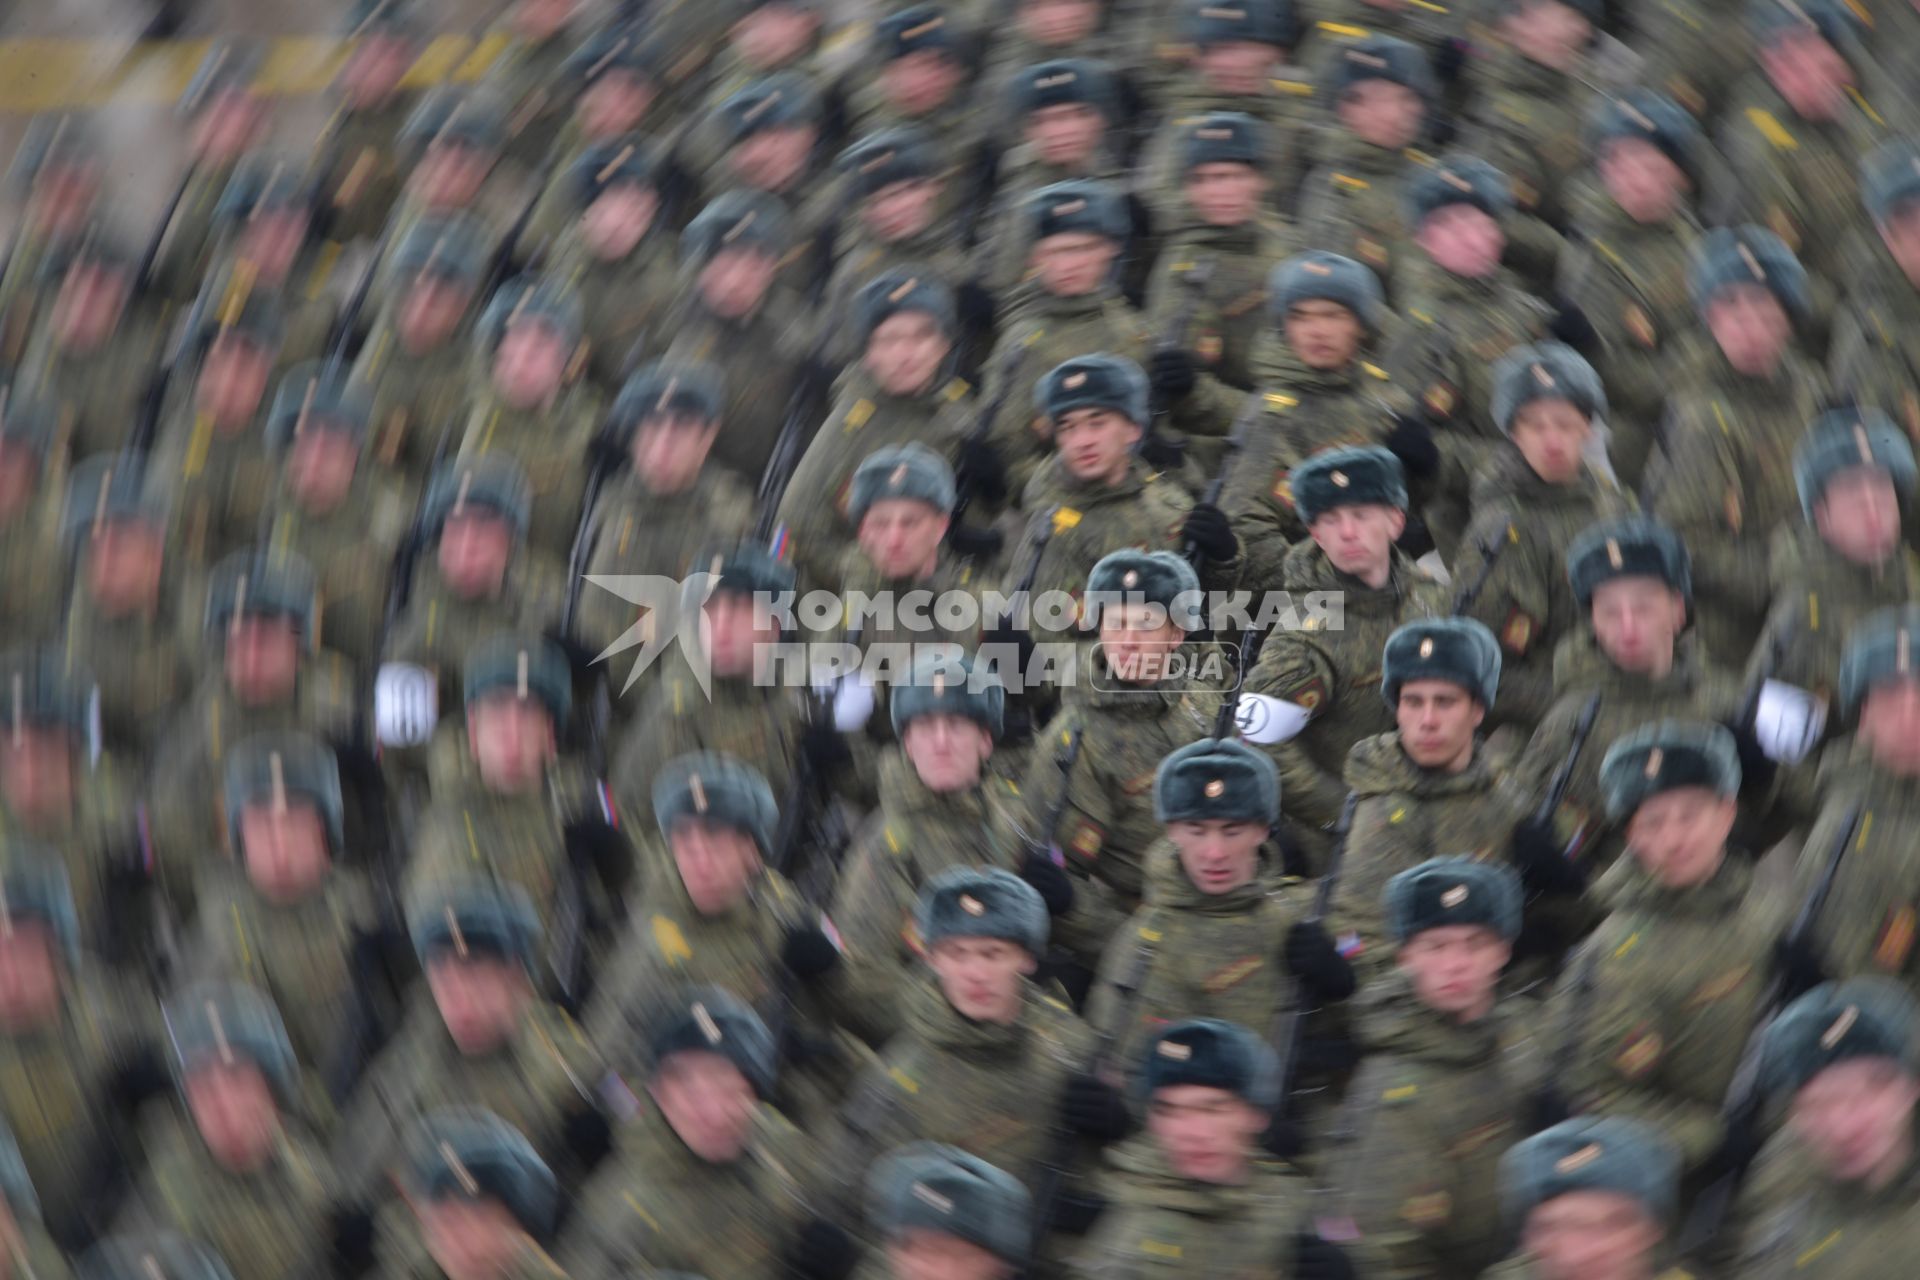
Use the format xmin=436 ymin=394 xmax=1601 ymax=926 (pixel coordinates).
xmin=1122 ymin=568 xmax=1139 ymax=588
xmin=1330 ymin=470 xmax=1349 ymax=488
xmin=1157 ymin=1039 xmax=1193 ymax=1060
xmin=1822 ymin=1004 xmax=1859 ymax=1049
xmin=1418 ymin=636 xmax=1434 ymax=659
xmin=1053 ymin=198 xmax=1087 ymax=216
xmin=1204 ymin=778 xmax=1225 ymax=798
xmin=912 ymin=1182 xmax=955 ymax=1214
xmin=958 ymin=893 xmax=985 ymax=916
xmin=1301 ymin=260 xmax=1332 ymax=276
xmin=693 ymin=1000 xmax=724 ymax=1045
xmin=689 ymin=773 xmax=709 ymax=813
xmin=1063 ymin=371 xmax=1088 ymax=389
xmin=1555 ymin=1143 xmax=1603 ymax=1174
xmin=1856 ymin=423 xmax=1874 ymax=463
xmin=1644 ymin=747 xmax=1663 ymax=778
xmin=889 ymin=462 xmax=910 ymax=487
xmin=1606 ymin=538 xmax=1623 ymax=570
xmin=1441 ymin=884 xmax=1468 ymax=908
xmin=1531 ymin=363 xmax=1555 ymax=388
xmin=1899 ymin=627 xmax=1912 ymax=673
xmin=886 ymin=275 xmax=918 ymax=302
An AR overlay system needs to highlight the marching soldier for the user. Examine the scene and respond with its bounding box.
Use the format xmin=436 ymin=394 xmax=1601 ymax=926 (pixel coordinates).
xmin=1651 ymin=225 xmax=1830 ymax=664
xmin=485 ymin=0 xmax=591 ymax=174
xmin=1485 ymin=1117 xmax=1685 ymax=1279
xmin=383 ymin=1108 xmax=566 ymax=1280
xmin=196 ymin=158 xmax=339 ymax=377
xmin=1448 ymin=341 xmax=1630 ymax=731
xmin=821 ymin=130 xmax=972 ymax=342
xmin=1833 ymin=140 xmax=1920 ymax=447
xmin=0 ymin=116 xmax=104 ymax=367
xmin=315 ymin=0 xmax=425 ymax=245
xmin=386 ymin=89 xmax=520 ymax=259
xmin=1086 ymin=737 xmax=1355 ymax=1082
xmin=0 ymin=1121 xmax=72 ymax=1280
xmin=1238 ymin=446 xmax=1448 ymax=872
xmin=848 ymin=8 xmax=985 ymax=161
xmin=863 ymin=1145 xmax=1033 ymax=1280
xmin=699 ymin=74 xmax=831 ymax=225
xmin=1325 ymin=858 xmax=1537 ymax=1279
xmin=151 ymin=42 xmax=273 ymax=306
xmin=0 ymin=392 xmax=62 ymax=649
xmin=1459 ymin=0 xmax=1601 ymax=234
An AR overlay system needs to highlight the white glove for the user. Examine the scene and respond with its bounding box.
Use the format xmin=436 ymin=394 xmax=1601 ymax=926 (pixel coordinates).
xmin=375 ymin=663 xmax=439 ymax=748
xmin=830 ymin=678 xmax=876 ymax=732
xmin=1235 ymin=693 xmax=1312 ymax=744
xmin=1753 ymin=680 xmax=1826 ymax=765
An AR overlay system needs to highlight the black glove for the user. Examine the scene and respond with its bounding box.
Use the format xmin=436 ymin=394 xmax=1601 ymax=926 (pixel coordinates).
xmin=1385 ymin=411 xmax=1440 ymax=477
xmin=1548 ymin=298 xmax=1599 ymax=351
xmin=560 ymin=1102 xmax=613 ymax=1172
xmin=1284 ymin=920 xmax=1356 ymax=1001
xmin=1396 ymin=515 xmax=1436 ymax=560
xmin=955 ymin=280 xmax=998 ymax=335
xmin=1149 ymin=348 xmax=1198 ymax=402
xmin=1180 ymin=501 xmax=1237 ymax=562
xmin=946 ymin=523 xmax=1005 ymax=561
xmin=1138 ymin=432 xmax=1188 ymax=473
xmin=1260 ymin=1113 xmax=1308 ymax=1160
xmin=1508 ymin=816 xmax=1588 ymax=897
xmin=1292 ymin=1234 xmax=1358 ymax=1280
xmin=1772 ymin=933 xmax=1827 ymax=1002
xmin=1528 ymin=1087 xmax=1571 ymax=1134
xmin=782 ymin=924 xmax=842 ymax=980
xmin=801 ymin=718 xmax=853 ymax=769
xmin=1061 ymin=1072 xmax=1132 ymax=1140
xmin=787 ymin=1218 xmax=858 ymax=1280
xmin=1048 ymin=1190 xmax=1107 ymax=1235
xmin=329 ymin=1206 xmax=377 ymax=1279
xmin=1726 ymin=717 xmax=1779 ymax=796
xmin=1697 ymin=1122 xmax=1765 ymax=1188
xmin=955 ymin=436 xmax=1009 ymax=504
xmin=1433 ymin=36 xmax=1467 ymax=83
xmin=998 ymin=702 xmax=1036 ymax=747
xmin=1018 ymin=851 xmax=1076 ymax=916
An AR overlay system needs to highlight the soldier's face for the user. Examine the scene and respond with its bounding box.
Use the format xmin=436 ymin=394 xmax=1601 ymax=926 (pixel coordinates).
xmin=887 ymin=1230 xmax=1012 ymax=1280
xmin=902 ymin=714 xmax=993 ymax=791
xmin=1415 ymin=204 xmax=1503 ymax=279
xmin=1596 ymin=138 xmax=1687 ymax=224
xmin=492 ymin=323 xmax=570 ymax=409
xmin=1398 ymin=925 xmax=1509 ymax=1019
xmin=1025 ymin=105 xmax=1105 ymax=166
xmin=184 ymin=1061 xmax=279 ymax=1172
xmin=1146 ymin=1084 xmax=1265 ymax=1183
xmin=863 ymin=179 xmax=943 ymax=243
xmin=580 ymin=185 xmax=659 ymax=259
xmin=1309 ymin=503 xmax=1404 ymax=582
xmin=190 ymin=90 xmax=269 ymax=165
xmin=1053 ymin=407 xmax=1141 ymax=483
xmin=631 ymin=415 xmax=719 ymax=491
xmin=702 ymin=593 xmax=777 ymax=678
xmin=195 ymin=336 xmax=274 ymax=430
xmin=84 ymin=521 xmax=166 ymax=616
xmin=237 ymin=209 xmax=310 ymax=284
xmin=1815 ymin=470 xmax=1904 ymax=565
xmin=1588 ymin=578 xmax=1684 ymax=674
xmin=1395 ymin=680 xmax=1483 ymax=770
xmin=1705 ymin=286 xmax=1791 ymax=376
xmin=1498 ymin=0 xmax=1591 ymax=69
xmin=1522 ymin=1190 xmax=1662 ymax=1279
xmin=1031 ymin=232 xmax=1117 ymax=297
xmin=0 ymin=442 xmax=38 ymax=517
xmin=731 ymin=4 xmax=821 ymax=68
xmin=1284 ymin=300 xmax=1365 ymax=370
xmin=729 ymin=127 xmax=816 ymax=194
xmin=858 ymin=498 xmax=949 ymax=580
xmin=0 ymin=726 xmax=71 ymax=817
xmin=467 ymin=696 xmax=557 ymax=788
xmin=400 ymin=277 xmax=472 ymax=349
xmin=650 ymin=1051 xmax=758 ymax=1161
xmin=1098 ymin=605 xmax=1188 ymax=685
xmin=1860 ymin=681 xmax=1920 ymax=773
xmin=512 ymin=0 xmax=576 ymax=37
xmin=1761 ymin=32 xmax=1853 ymax=120
xmin=224 ymin=615 xmax=302 ymax=702
xmin=1337 ymin=79 xmax=1424 ymax=150
xmin=337 ymin=37 xmax=414 ymax=106
xmin=413 ymin=143 xmax=495 ymax=211
xmin=0 ymin=924 xmax=62 ymax=1026
xmin=698 ymin=250 xmax=779 ymax=320
xmin=1169 ymin=818 xmax=1264 ymax=895
xmin=1623 ymin=787 xmax=1734 ymax=889
xmin=579 ymin=72 xmax=656 ymax=139
xmin=287 ymin=426 xmax=363 ymax=511
xmin=865 ymin=310 xmax=951 ymax=396
xmin=670 ymin=818 xmax=763 ymax=913
xmin=1020 ymin=0 xmax=1099 ymax=43
xmin=427 ymin=954 xmax=530 ymax=1052
xmin=27 ymin=165 xmax=99 ymax=237
xmin=1878 ymin=206 xmax=1920 ymax=285
xmin=240 ymin=801 xmax=333 ymax=902
xmin=1510 ymin=399 xmax=1592 ymax=485
xmin=438 ymin=513 xmax=514 ymax=598
xmin=1196 ymin=41 xmax=1281 ymax=96
xmin=418 ymin=1198 xmax=527 ymax=1280
xmin=884 ymin=52 xmax=964 ymax=114
xmin=1791 ymin=1058 xmax=1920 ymax=1184
xmin=51 ymin=264 xmax=130 ymax=350
xmin=928 ymin=937 xmax=1035 ymax=1023
xmin=1184 ymin=162 xmax=1264 ymax=227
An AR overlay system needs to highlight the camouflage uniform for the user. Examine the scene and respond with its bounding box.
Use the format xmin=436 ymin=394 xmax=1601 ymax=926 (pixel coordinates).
xmin=1248 ymin=541 xmax=1449 ymax=870
xmin=1486 ymin=1117 xmax=1685 ymax=1280
xmin=1787 ymin=738 xmax=1920 ymax=985
xmin=13 ymin=241 xmax=166 ymax=462
xmin=379 ymin=1108 xmax=569 ymax=1280
xmin=0 ymin=397 xmax=63 ymax=650
xmin=1460 ymin=45 xmax=1597 ymax=231
xmin=315 ymin=91 xmax=417 ymax=246
xmin=485 ymin=25 xmax=585 ymax=174
xmin=1005 ymin=457 xmax=1209 ymax=605
xmin=1070 ymin=1138 xmax=1305 ymax=1278
xmin=1833 ymin=142 xmax=1920 ymax=437
xmin=1297 ymin=135 xmax=1435 ymax=300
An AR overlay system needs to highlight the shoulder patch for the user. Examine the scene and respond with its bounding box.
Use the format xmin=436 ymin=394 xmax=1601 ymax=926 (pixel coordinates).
xmin=1052 ymin=506 xmax=1082 ymax=533
xmin=844 ymin=399 xmax=876 ymax=430
xmin=1317 ymin=19 xmax=1372 ymax=34
xmin=1264 ymin=392 xmax=1298 ymax=411
xmin=1745 ymin=107 xmax=1799 ymax=151
xmin=1360 ymin=361 xmax=1388 ymax=381
xmin=1270 ymin=77 xmax=1314 ymax=96
xmin=943 ymin=377 xmax=970 ymax=402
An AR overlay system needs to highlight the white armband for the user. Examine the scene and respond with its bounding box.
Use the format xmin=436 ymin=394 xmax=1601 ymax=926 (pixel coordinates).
xmin=1753 ymin=680 xmax=1826 ymax=766
xmin=374 ymin=663 xmax=439 ymax=748
xmin=1235 ymin=693 xmax=1313 ymax=744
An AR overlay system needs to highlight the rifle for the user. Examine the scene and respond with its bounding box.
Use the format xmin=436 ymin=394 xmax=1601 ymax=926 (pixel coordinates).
xmin=1144 ymin=257 xmax=1216 ymax=454
xmin=1450 ymin=525 xmax=1511 ymax=616
xmin=380 ymin=422 xmax=457 ymax=635
xmin=1181 ymin=391 xmax=1260 ymax=566
xmin=957 ymin=138 xmax=1002 ymax=255
xmin=134 ymin=162 xmax=199 ymax=294
xmin=751 ymin=343 xmax=836 ymax=543
xmin=948 ymin=337 xmax=1033 ymax=530
xmin=1022 ymin=728 xmax=1085 ymax=862
xmin=1213 ymin=619 xmax=1273 ymax=739
xmin=1270 ymin=792 xmax=1360 ymax=1106
xmin=1532 ymin=691 xmax=1602 ymax=840
xmin=1676 ymin=801 xmax=1864 ymax=1255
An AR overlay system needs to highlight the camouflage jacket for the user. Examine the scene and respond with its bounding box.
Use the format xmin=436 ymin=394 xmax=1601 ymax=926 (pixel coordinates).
xmin=1450 ymin=444 xmax=1632 ymax=731
xmin=1323 ymin=976 xmax=1543 ymax=1280
xmin=1786 ymin=739 xmax=1920 ymax=985
xmin=381 ymin=556 xmax=570 ymax=720
xmin=61 ymin=589 xmax=193 ymax=764
xmin=14 ymin=314 xmax=166 ymax=460
xmin=550 ymin=229 xmax=685 ymax=395
xmin=1247 ymin=542 xmax=1449 ymax=869
xmin=0 ymin=495 xmax=61 ymax=651
xmin=456 ymin=380 xmax=605 ymax=558
xmin=1006 ymin=457 xmax=1219 ymax=610
xmin=148 ymin=398 xmax=276 ymax=572
xmin=662 ymin=290 xmax=814 ymax=487
xmin=1331 ymin=733 xmax=1530 ymax=983
xmin=0 ymin=761 xmax=146 ymax=965
xmin=1296 ymin=135 xmax=1435 ymax=304
xmin=259 ymin=475 xmax=411 ymax=675
xmin=1750 ymin=529 xmax=1920 ymax=706
xmin=1143 ymin=218 xmax=1295 ymax=422
xmin=352 ymin=312 xmax=482 ymax=486
xmin=1721 ymin=1115 xmax=1920 ymax=1278
xmin=315 ymin=96 xmax=414 ymax=244
xmin=1831 ymin=227 xmax=1920 ymax=443
xmin=1460 ymin=46 xmax=1597 ymax=230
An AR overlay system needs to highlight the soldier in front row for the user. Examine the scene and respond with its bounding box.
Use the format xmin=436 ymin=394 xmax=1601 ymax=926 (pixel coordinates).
xmin=1488 ymin=1116 xmax=1688 ymax=1280
xmin=863 ymin=1144 xmax=1032 ymax=1280
xmin=386 ymin=1108 xmax=566 ymax=1280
